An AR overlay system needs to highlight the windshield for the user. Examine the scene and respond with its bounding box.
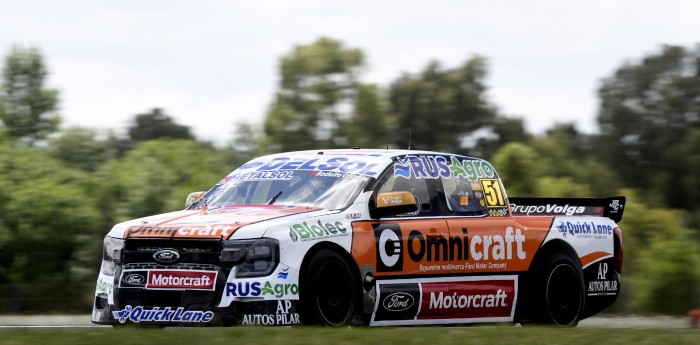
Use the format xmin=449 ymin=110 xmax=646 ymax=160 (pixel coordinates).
xmin=203 ymin=170 xmax=373 ymax=211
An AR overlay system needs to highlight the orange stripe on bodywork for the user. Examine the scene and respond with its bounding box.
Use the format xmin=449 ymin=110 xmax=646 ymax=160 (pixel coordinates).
xmin=580 ymin=251 xmax=612 ymax=268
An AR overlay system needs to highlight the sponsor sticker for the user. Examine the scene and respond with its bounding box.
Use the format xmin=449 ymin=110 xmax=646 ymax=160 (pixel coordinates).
xmin=371 ymin=276 xmax=517 ymax=326
xmin=112 ymin=305 xmax=214 ymax=324
xmin=225 ymin=281 xmax=299 ymax=298
xmin=288 ymin=220 xmax=349 ymax=242
xmin=557 ymin=220 xmax=613 ymax=239
xmin=125 ymin=224 xmax=236 ymax=239
xmin=238 ymin=156 xmax=381 ymax=176
xmin=394 ymin=155 xmax=496 ymax=181
xmin=96 ymin=277 xmax=113 ymax=295
xmin=241 ymin=301 xmax=300 ymax=325
xmin=511 ymin=203 xmax=586 ymax=216
xmin=147 ymin=270 xmax=217 ymax=291
xmin=374 ymin=225 xmax=527 ymax=273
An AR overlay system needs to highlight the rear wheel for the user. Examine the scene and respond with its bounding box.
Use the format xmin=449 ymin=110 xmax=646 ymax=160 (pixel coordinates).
xmin=300 ymin=250 xmax=359 ymax=326
xmin=534 ymin=254 xmax=585 ymax=327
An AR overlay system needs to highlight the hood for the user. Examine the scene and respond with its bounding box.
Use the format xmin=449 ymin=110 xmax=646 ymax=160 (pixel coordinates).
xmin=117 ymin=205 xmax=322 ymax=240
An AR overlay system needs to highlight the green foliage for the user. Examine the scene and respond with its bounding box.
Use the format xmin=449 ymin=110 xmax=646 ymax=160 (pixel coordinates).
xmin=48 ymin=127 xmax=108 ymax=172
xmin=0 ymin=45 xmax=60 ymax=146
xmin=128 ymin=108 xmax=194 ymax=143
xmin=264 ymin=37 xmax=365 ymax=151
xmin=490 ymin=142 xmax=541 ymax=196
xmin=389 ymin=57 xmax=497 ymax=153
xmin=637 ymin=226 xmax=700 ymax=314
xmin=0 ymin=142 xmax=99 ymax=283
xmin=97 ymin=139 xmax=228 ymax=224
xmin=598 ymin=45 xmax=700 ymax=192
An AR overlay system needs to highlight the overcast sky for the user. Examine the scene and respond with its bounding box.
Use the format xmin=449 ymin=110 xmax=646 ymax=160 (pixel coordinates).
xmin=1 ymin=0 xmax=699 ymax=146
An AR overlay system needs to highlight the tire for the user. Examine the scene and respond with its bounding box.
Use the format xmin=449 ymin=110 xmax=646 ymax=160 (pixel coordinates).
xmin=533 ymin=253 xmax=585 ymax=327
xmin=299 ymin=250 xmax=359 ymax=326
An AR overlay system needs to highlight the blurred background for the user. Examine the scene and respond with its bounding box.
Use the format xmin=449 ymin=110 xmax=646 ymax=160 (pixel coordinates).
xmin=0 ymin=1 xmax=699 ymax=316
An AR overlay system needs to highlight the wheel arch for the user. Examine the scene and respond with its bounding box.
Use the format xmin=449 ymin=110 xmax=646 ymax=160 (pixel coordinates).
xmin=517 ymin=239 xmax=584 ymax=324
xmin=297 ymin=241 xmax=366 ymax=325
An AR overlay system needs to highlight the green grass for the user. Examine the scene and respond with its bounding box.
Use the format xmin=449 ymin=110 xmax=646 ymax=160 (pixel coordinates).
xmin=0 ymin=326 xmax=699 ymax=345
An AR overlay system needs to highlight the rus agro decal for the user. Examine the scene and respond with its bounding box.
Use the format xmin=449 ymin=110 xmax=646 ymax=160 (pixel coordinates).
xmin=394 ymin=155 xmax=495 ymax=181
xmin=113 ymin=305 xmax=214 ymax=323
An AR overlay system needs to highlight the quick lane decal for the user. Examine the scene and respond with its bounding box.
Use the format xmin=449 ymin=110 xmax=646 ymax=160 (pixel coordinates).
xmin=112 ymin=305 xmax=214 ymax=324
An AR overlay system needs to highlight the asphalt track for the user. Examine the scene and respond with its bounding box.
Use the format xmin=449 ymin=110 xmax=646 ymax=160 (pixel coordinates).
xmin=0 ymin=315 xmax=692 ymax=329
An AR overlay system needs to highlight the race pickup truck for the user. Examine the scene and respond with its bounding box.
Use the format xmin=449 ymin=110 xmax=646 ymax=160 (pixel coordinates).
xmin=92 ymin=149 xmax=624 ymax=327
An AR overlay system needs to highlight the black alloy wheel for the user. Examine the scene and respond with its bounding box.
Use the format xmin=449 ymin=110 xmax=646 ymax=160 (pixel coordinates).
xmin=302 ymin=250 xmax=358 ymax=326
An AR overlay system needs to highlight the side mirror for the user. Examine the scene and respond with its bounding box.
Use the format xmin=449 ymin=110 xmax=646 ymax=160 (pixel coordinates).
xmin=185 ymin=191 xmax=206 ymax=208
xmin=369 ymin=191 xmax=418 ymax=219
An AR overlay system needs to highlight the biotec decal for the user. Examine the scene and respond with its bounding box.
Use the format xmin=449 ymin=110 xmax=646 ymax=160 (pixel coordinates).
xmin=289 ymin=220 xmax=348 ymax=242
xmin=375 ymin=226 xmax=526 ymax=272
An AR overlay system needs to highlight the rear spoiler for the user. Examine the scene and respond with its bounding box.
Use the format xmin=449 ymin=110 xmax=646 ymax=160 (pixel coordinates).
xmin=509 ymin=196 xmax=625 ymax=223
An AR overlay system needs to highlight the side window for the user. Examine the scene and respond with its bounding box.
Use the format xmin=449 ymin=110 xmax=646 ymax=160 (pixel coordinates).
xmin=376 ymin=165 xmax=436 ymax=217
xmin=441 ymin=176 xmax=486 ymax=215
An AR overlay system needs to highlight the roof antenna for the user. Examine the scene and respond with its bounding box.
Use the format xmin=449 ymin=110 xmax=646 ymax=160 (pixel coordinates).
xmin=408 ymin=130 xmax=412 ymax=150
xmin=386 ymin=136 xmax=389 ymax=150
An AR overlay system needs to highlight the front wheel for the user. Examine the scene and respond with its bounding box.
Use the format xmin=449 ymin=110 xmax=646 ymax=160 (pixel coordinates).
xmin=299 ymin=250 xmax=359 ymax=326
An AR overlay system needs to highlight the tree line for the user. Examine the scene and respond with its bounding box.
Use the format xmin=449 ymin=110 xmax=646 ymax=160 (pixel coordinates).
xmin=0 ymin=39 xmax=699 ymax=314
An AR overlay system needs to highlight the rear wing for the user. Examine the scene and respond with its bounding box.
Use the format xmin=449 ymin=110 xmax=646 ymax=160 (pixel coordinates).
xmin=509 ymin=196 xmax=625 ymax=223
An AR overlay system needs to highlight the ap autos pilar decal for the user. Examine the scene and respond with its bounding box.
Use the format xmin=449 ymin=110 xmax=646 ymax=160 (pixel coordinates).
xmin=583 ymin=261 xmax=620 ymax=297
xmin=241 ymin=300 xmax=300 ymax=326
xmin=371 ymin=276 xmax=517 ymax=326
xmin=113 ymin=305 xmax=214 ymax=324
xmin=394 ymin=155 xmax=495 ymax=181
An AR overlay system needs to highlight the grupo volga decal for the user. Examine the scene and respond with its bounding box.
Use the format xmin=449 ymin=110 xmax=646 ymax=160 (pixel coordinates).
xmin=112 ymin=305 xmax=214 ymax=323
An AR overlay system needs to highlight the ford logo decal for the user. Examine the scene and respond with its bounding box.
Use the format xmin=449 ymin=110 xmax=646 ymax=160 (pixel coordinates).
xmin=153 ymin=249 xmax=180 ymax=264
xmin=382 ymin=292 xmax=414 ymax=312
xmin=123 ymin=273 xmax=145 ymax=285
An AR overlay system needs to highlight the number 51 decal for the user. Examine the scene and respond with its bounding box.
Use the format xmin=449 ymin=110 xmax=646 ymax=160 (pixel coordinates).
xmin=481 ymin=179 xmax=506 ymax=207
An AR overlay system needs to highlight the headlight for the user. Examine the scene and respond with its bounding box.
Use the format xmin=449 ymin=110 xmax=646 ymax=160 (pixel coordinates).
xmin=101 ymin=237 xmax=124 ymax=275
xmin=221 ymin=238 xmax=279 ymax=278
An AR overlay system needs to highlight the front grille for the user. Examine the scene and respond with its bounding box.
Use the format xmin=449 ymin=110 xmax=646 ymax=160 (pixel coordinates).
xmin=123 ymin=239 xmax=222 ymax=265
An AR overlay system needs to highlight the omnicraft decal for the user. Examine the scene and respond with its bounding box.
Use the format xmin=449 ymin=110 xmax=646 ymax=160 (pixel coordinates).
xmin=370 ymin=276 xmax=517 ymax=326
xmin=112 ymin=305 xmax=214 ymax=324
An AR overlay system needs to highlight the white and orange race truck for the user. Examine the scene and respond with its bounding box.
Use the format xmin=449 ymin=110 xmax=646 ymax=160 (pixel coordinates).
xmin=92 ymin=149 xmax=624 ymax=327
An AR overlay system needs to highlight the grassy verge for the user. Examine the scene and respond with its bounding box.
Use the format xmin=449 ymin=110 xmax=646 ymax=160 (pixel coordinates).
xmin=0 ymin=326 xmax=699 ymax=345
